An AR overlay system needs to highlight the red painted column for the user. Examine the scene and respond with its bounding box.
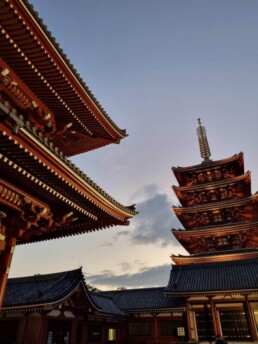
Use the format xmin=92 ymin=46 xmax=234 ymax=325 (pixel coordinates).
xmin=0 ymin=236 xmax=16 ymax=308
xmin=210 ymin=299 xmax=221 ymax=337
xmin=245 ymin=296 xmax=258 ymax=341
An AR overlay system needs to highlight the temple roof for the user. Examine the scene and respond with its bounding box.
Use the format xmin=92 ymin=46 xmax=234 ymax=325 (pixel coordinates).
xmin=171 ymin=248 xmax=258 ymax=264
xmin=3 ymin=268 xmax=125 ymax=316
xmin=90 ymin=293 xmax=126 ymax=317
xmin=3 ymin=268 xmax=87 ymax=309
xmin=0 ymin=99 xmax=136 ymax=243
xmin=173 ymin=172 xmax=251 ymax=198
xmin=0 ymin=0 xmax=127 ymax=156
xmin=172 ymin=153 xmax=244 ymax=186
xmin=173 ymin=193 xmax=258 ymax=230
xmin=172 ymin=221 xmax=258 ymax=237
xmin=173 ymin=153 xmax=243 ymax=174
xmin=165 ymin=257 xmax=258 ymax=295
xmin=100 ymin=287 xmax=185 ymax=313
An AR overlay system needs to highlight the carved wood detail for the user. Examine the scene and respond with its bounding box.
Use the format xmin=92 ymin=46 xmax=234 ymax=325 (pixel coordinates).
xmin=0 ymin=179 xmax=77 ymax=241
xmin=0 ymin=59 xmax=56 ymax=138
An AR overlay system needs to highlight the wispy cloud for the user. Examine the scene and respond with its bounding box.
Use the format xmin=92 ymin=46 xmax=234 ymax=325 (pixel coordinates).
xmin=85 ymin=263 xmax=172 ymax=290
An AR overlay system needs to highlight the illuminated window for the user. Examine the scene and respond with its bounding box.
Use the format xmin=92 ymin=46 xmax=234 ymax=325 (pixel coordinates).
xmin=108 ymin=328 xmax=116 ymax=341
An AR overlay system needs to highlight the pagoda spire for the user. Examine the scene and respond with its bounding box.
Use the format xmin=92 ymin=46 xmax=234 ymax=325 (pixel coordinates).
xmin=197 ymin=118 xmax=211 ymax=163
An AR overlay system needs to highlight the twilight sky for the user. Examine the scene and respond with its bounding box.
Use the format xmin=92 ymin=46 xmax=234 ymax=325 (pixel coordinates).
xmin=10 ymin=0 xmax=258 ymax=290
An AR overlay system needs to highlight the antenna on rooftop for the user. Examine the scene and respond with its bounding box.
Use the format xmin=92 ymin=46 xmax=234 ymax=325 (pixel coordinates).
xmin=196 ymin=118 xmax=211 ymax=163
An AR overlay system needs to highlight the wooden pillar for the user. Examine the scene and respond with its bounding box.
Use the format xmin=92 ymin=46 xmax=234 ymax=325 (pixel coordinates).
xmin=210 ymin=299 xmax=221 ymax=337
xmin=38 ymin=313 xmax=48 ymax=344
xmin=17 ymin=315 xmax=27 ymax=344
xmin=153 ymin=313 xmax=158 ymax=344
xmin=245 ymin=296 xmax=258 ymax=341
xmin=186 ymin=302 xmax=197 ymax=341
xmin=82 ymin=319 xmax=88 ymax=344
xmin=70 ymin=318 xmax=78 ymax=344
xmin=0 ymin=236 xmax=16 ymax=308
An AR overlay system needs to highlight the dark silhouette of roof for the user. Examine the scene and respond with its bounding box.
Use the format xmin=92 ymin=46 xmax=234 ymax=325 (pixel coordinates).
xmin=4 ymin=268 xmax=83 ymax=308
xmin=3 ymin=268 xmax=128 ymax=317
xmin=165 ymin=258 xmax=258 ymax=294
xmin=100 ymin=287 xmax=185 ymax=312
xmin=90 ymin=293 xmax=126 ymax=316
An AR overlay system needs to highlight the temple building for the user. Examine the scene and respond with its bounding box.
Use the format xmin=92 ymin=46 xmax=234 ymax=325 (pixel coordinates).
xmin=165 ymin=119 xmax=258 ymax=341
xmin=0 ymin=0 xmax=135 ymax=312
xmin=2 ymin=0 xmax=258 ymax=342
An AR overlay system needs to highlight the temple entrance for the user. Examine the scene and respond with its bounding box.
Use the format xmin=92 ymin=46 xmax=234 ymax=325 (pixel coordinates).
xmin=47 ymin=320 xmax=72 ymax=344
xmin=195 ymin=312 xmax=214 ymax=341
xmin=219 ymin=311 xmax=251 ymax=341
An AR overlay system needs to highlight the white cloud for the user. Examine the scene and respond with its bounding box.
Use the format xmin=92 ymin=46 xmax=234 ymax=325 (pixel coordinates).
xmin=85 ymin=263 xmax=172 ymax=290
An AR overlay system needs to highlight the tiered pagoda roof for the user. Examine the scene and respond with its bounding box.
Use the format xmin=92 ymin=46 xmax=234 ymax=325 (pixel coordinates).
xmin=171 ymin=119 xmax=258 ymax=263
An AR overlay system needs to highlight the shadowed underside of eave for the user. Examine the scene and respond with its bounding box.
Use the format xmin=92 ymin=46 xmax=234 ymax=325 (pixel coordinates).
xmin=0 ymin=0 xmax=127 ymax=156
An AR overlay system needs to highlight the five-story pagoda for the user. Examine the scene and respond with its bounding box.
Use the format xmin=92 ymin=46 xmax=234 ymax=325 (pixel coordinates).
xmin=165 ymin=119 xmax=258 ymax=342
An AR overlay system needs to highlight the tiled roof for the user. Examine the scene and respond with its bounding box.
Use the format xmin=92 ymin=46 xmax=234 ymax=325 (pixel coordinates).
xmin=165 ymin=258 xmax=258 ymax=295
xmin=4 ymin=268 xmax=83 ymax=308
xmin=90 ymin=293 xmax=126 ymax=316
xmin=100 ymin=287 xmax=185 ymax=312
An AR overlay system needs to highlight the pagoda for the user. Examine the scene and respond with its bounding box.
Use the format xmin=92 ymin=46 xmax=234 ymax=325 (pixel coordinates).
xmin=0 ymin=0 xmax=135 ymax=311
xmin=165 ymin=119 xmax=258 ymax=341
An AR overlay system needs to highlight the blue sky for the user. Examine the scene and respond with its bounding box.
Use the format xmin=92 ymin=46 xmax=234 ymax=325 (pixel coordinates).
xmin=11 ymin=0 xmax=258 ymax=289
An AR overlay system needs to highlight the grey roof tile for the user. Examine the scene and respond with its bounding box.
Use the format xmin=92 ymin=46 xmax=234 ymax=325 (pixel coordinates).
xmin=100 ymin=287 xmax=184 ymax=311
xmin=4 ymin=268 xmax=83 ymax=307
xmin=165 ymin=258 xmax=258 ymax=294
xmin=90 ymin=293 xmax=126 ymax=316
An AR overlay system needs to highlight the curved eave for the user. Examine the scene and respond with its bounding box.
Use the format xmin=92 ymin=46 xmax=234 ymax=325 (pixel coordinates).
xmin=0 ymin=104 xmax=136 ymax=222
xmin=171 ymin=249 xmax=258 ymax=265
xmin=3 ymin=272 xmax=102 ymax=313
xmin=173 ymin=193 xmax=258 ymax=215
xmin=0 ymin=0 xmax=126 ymax=156
xmin=172 ymin=221 xmax=258 ymax=238
xmin=173 ymin=172 xmax=251 ymax=194
xmin=172 ymin=153 xmax=244 ymax=184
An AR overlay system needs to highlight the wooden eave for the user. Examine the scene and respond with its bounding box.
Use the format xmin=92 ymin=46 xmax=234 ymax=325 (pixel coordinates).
xmin=0 ymin=0 xmax=126 ymax=156
xmin=173 ymin=193 xmax=258 ymax=216
xmin=0 ymin=107 xmax=135 ymax=242
xmin=172 ymin=153 xmax=244 ymax=185
xmin=172 ymin=250 xmax=258 ymax=265
xmin=0 ymin=102 xmax=135 ymax=219
xmin=165 ymin=288 xmax=258 ymax=298
xmin=172 ymin=221 xmax=258 ymax=239
xmin=125 ymin=307 xmax=185 ymax=314
xmin=173 ymin=172 xmax=251 ymax=197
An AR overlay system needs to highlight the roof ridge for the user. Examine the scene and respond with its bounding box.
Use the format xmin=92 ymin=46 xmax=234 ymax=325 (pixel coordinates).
xmin=8 ymin=267 xmax=82 ymax=283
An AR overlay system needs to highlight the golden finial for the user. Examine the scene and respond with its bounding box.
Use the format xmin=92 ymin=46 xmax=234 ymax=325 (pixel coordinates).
xmin=196 ymin=118 xmax=211 ymax=162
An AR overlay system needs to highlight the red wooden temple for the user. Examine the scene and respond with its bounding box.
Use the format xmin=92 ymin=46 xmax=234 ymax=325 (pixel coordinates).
xmin=165 ymin=119 xmax=258 ymax=341
xmin=2 ymin=0 xmax=258 ymax=342
xmin=0 ymin=0 xmax=135 ymax=310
